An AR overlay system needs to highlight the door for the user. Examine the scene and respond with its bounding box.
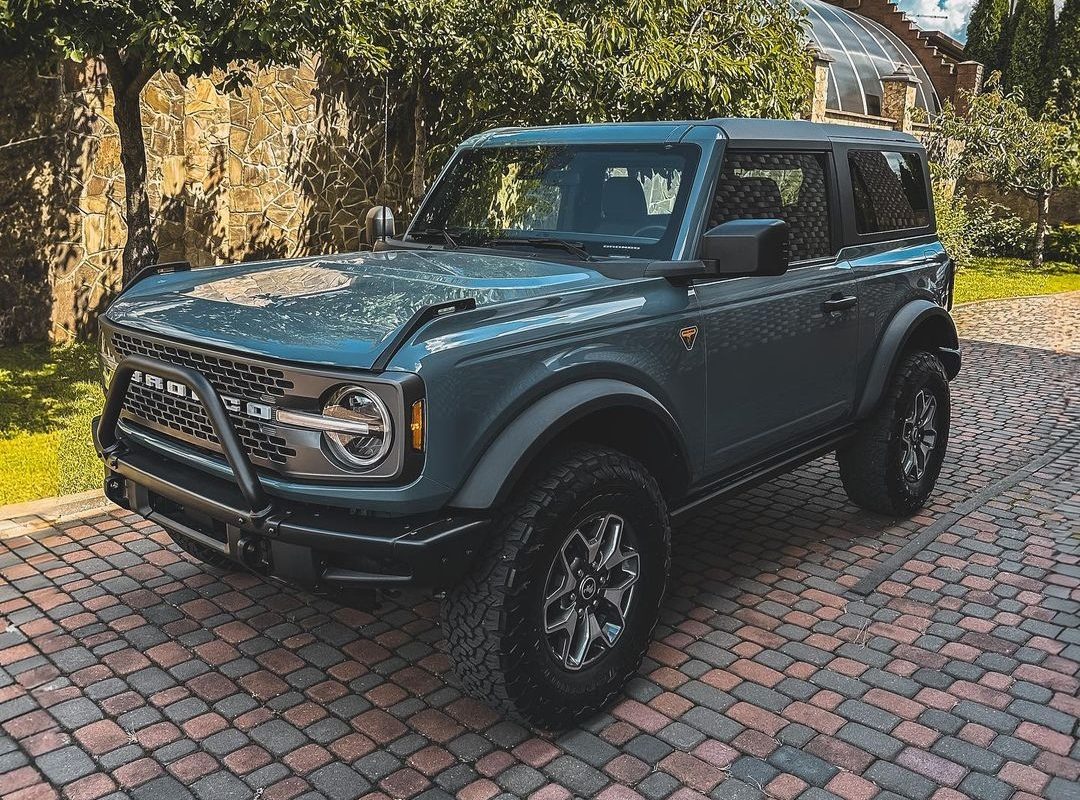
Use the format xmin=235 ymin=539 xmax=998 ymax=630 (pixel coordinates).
xmin=693 ymin=149 xmax=859 ymax=474
xmin=837 ymin=145 xmax=948 ymax=379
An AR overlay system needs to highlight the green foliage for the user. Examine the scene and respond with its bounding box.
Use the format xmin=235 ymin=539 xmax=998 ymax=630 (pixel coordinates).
xmin=374 ymin=0 xmax=814 ymax=200
xmin=968 ymin=204 xmax=1035 ymax=259
xmin=965 ymin=0 xmax=1010 ymax=73
xmin=924 ymin=78 xmax=1080 ymax=267
xmin=1048 ymin=223 xmax=1080 ymax=265
xmin=1051 ymin=0 xmax=1080 ymax=112
xmin=1002 ymin=0 xmax=1055 ymax=112
xmin=925 ymin=79 xmax=1077 ymax=199
xmin=932 ymin=184 xmax=974 ymax=270
xmin=0 ymin=0 xmax=385 ymax=86
xmin=966 ymin=202 xmax=1080 ymax=267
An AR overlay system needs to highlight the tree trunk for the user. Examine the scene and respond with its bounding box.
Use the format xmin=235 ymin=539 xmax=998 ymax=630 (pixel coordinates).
xmin=105 ymin=55 xmax=157 ymax=284
xmin=411 ymin=81 xmax=427 ymax=204
xmin=1031 ymin=189 xmax=1050 ymax=270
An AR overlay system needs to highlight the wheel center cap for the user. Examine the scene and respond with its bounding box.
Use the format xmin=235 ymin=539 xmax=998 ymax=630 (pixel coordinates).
xmin=579 ymin=575 xmax=598 ymax=600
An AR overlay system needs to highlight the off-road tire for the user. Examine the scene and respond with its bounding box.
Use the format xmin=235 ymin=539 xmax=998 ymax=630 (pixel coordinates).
xmin=170 ymin=533 xmax=234 ymax=573
xmin=442 ymin=445 xmax=670 ymax=728
xmin=838 ymin=350 xmax=950 ymax=516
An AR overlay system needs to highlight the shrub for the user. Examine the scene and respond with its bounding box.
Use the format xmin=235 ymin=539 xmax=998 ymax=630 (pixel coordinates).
xmin=933 ymin=185 xmax=974 ymax=269
xmin=1047 ymin=224 xmax=1080 ymax=264
xmin=969 ymin=202 xmax=1035 ymax=258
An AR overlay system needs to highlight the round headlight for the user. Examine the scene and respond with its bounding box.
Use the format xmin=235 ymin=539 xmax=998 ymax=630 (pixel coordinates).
xmin=323 ymin=386 xmax=393 ymax=468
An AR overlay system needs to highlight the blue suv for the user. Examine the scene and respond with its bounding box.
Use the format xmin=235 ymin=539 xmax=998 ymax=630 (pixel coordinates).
xmin=96 ymin=119 xmax=960 ymax=726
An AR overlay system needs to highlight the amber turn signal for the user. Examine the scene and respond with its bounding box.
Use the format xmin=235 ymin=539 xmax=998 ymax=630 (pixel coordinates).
xmin=410 ymin=399 xmax=425 ymax=451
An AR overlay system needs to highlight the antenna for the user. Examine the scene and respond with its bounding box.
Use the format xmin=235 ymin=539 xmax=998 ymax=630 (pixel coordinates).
xmin=383 ymin=73 xmax=390 ymax=196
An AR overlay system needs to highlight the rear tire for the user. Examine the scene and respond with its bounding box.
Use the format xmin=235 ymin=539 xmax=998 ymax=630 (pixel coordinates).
xmin=442 ymin=445 xmax=670 ymax=728
xmin=838 ymin=350 xmax=950 ymax=516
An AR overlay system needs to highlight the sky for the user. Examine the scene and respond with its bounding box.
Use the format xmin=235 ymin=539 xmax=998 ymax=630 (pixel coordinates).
xmin=895 ymin=0 xmax=977 ymax=41
xmin=897 ymin=0 xmax=1067 ymax=41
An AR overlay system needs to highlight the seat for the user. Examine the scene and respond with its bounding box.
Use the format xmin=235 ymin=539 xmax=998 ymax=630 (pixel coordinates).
xmin=708 ymin=175 xmax=784 ymax=228
xmin=597 ymin=176 xmax=648 ymax=235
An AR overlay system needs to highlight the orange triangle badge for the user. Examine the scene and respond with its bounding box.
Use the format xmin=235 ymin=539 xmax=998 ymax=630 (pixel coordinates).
xmin=680 ymin=326 xmax=698 ymax=351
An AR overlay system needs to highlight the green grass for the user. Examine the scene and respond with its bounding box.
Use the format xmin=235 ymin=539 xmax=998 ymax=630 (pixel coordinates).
xmin=0 ymin=341 xmax=102 ymax=506
xmin=955 ymin=257 xmax=1080 ymax=305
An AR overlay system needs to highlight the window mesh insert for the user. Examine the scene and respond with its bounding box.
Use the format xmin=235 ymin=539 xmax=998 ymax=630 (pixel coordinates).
xmin=710 ymin=151 xmax=832 ymax=262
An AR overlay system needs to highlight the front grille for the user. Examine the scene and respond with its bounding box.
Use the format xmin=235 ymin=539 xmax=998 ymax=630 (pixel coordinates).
xmin=112 ymin=332 xmax=294 ymax=398
xmin=112 ymin=332 xmax=298 ymax=467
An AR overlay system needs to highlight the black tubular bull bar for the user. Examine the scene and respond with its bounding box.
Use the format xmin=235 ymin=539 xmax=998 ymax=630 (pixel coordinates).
xmin=97 ymin=354 xmax=273 ymax=522
xmin=94 ymin=354 xmax=488 ymax=589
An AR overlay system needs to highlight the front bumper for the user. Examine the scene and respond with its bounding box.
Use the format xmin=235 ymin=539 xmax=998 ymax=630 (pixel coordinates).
xmin=93 ymin=355 xmax=489 ymax=590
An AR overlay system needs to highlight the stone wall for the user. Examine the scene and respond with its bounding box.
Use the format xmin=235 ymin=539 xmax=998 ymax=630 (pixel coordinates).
xmin=0 ymin=56 xmax=397 ymax=343
xmin=964 ymin=182 xmax=1080 ymax=226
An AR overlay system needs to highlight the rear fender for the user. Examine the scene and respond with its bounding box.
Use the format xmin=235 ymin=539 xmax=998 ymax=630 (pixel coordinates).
xmin=856 ymin=301 xmax=960 ymax=419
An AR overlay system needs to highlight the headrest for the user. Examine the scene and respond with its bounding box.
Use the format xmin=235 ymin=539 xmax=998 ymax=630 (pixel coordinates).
xmin=602 ymin=176 xmax=648 ymax=221
xmin=713 ymin=175 xmax=784 ymax=220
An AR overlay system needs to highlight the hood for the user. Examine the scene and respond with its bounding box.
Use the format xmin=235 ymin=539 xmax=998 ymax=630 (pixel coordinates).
xmin=105 ymin=249 xmax=611 ymax=369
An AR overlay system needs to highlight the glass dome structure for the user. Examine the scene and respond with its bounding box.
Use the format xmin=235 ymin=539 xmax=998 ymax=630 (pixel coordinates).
xmin=795 ymin=0 xmax=940 ymax=117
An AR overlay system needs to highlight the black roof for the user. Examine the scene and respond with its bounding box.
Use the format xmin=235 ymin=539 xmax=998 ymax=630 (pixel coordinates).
xmin=711 ymin=118 xmax=919 ymax=145
xmin=468 ymin=119 xmax=921 ymax=149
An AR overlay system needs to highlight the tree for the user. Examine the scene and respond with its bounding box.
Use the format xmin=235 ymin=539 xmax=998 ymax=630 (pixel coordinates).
xmin=1050 ymin=0 xmax=1080 ymax=112
xmin=965 ymin=0 xmax=1010 ymax=73
xmin=1002 ymin=0 xmax=1055 ymax=112
xmin=1 ymin=0 xmax=813 ymax=277
xmin=0 ymin=0 xmax=384 ymax=282
xmin=376 ymin=0 xmax=814 ymax=204
xmin=927 ymin=78 xmax=1080 ymax=269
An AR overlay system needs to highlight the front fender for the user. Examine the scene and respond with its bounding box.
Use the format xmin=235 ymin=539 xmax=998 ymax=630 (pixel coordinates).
xmin=856 ymin=300 xmax=960 ymax=419
xmin=450 ymin=378 xmax=686 ymax=510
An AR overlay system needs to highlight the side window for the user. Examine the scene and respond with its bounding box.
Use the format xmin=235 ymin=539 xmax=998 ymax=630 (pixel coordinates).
xmin=848 ymin=150 xmax=930 ymax=234
xmin=709 ymin=151 xmax=832 ymax=262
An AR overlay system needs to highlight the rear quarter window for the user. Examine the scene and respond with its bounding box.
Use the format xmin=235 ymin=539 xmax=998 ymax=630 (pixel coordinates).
xmin=848 ymin=150 xmax=929 ymax=235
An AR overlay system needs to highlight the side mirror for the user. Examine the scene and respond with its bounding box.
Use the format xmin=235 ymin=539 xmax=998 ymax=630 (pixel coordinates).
xmin=365 ymin=205 xmax=396 ymax=244
xmin=700 ymin=219 xmax=789 ymax=277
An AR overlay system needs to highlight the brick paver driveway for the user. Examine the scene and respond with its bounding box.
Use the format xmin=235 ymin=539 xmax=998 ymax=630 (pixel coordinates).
xmin=2 ymin=293 xmax=1078 ymax=800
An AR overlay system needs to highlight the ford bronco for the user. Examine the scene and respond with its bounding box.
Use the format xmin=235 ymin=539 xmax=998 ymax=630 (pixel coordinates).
xmin=95 ymin=119 xmax=960 ymax=727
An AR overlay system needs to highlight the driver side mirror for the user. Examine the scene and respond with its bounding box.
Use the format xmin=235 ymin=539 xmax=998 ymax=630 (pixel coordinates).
xmin=365 ymin=205 xmax=396 ymax=245
xmin=700 ymin=219 xmax=789 ymax=277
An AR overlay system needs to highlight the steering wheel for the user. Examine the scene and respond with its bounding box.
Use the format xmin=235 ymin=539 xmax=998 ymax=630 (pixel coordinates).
xmin=632 ymin=224 xmax=667 ymax=238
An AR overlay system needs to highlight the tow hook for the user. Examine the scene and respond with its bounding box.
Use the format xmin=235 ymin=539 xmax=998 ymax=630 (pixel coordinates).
xmin=237 ymin=536 xmax=270 ymax=571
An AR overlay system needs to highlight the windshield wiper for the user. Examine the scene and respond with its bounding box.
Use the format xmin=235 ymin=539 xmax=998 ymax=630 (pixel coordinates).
xmin=482 ymin=237 xmax=593 ymax=262
xmin=409 ymin=228 xmax=459 ymax=249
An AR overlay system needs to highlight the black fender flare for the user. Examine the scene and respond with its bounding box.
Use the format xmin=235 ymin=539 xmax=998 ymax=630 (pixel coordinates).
xmin=450 ymin=378 xmax=689 ymax=510
xmin=856 ymin=300 xmax=961 ymax=419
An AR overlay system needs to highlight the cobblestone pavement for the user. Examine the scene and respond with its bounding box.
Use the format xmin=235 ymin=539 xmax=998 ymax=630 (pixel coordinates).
xmin=1 ymin=293 xmax=1077 ymax=800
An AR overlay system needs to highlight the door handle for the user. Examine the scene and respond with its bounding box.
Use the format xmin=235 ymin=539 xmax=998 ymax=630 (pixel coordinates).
xmin=822 ymin=295 xmax=858 ymax=313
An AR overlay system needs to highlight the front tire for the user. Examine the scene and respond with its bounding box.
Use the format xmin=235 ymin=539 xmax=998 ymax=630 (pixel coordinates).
xmin=838 ymin=350 xmax=950 ymax=516
xmin=443 ymin=445 xmax=670 ymax=728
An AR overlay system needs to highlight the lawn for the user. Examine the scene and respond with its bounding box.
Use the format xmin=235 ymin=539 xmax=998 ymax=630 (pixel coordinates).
xmin=0 ymin=341 xmax=102 ymax=506
xmin=954 ymin=257 xmax=1080 ymax=305
xmin=0 ymin=256 xmax=1077 ymax=507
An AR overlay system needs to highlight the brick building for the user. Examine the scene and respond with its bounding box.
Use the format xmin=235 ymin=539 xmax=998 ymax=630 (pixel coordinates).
xmin=802 ymin=0 xmax=984 ymax=132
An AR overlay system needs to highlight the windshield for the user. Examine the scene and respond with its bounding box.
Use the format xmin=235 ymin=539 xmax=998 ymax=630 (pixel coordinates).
xmin=406 ymin=143 xmax=700 ymax=260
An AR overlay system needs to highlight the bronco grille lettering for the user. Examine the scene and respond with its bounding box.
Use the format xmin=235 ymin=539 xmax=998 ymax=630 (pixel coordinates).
xmin=132 ymin=370 xmax=273 ymax=422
